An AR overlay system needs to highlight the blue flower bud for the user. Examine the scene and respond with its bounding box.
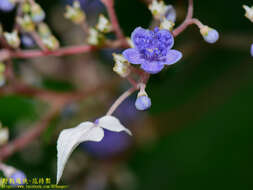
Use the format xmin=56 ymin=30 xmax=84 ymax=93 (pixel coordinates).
xmin=135 ymin=95 xmax=151 ymax=111
xmin=21 ymin=34 xmax=35 ymax=48
xmin=164 ymin=5 xmax=176 ymax=22
xmin=9 ymin=170 xmax=26 ymax=186
xmin=200 ymin=26 xmax=219 ymax=44
xmin=250 ymin=43 xmax=253 ymax=57
xmin=0 ymin=0 xmax=15 ymax=12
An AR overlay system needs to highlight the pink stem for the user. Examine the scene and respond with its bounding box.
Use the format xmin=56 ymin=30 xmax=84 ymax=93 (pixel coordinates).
xmin=101 ymin=0 xmax=124 ymax=40
xmin=106 ymin=86 xmax=138 ymax=115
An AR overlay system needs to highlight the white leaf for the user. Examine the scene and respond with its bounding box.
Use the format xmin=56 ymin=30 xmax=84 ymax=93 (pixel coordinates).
xmin=98 ymin=116 xmax=132 ymax=136
xmin=56 ymin=122 xmax=104 ymax=184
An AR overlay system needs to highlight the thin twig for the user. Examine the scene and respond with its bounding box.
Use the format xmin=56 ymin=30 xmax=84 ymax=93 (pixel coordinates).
xmin=172 ymin=0 xmax=194 ymax=37
xmin=106 ymin=86 xmax=138 ymax=115
xmin=101 ymin=0 xmax=124 ymax=40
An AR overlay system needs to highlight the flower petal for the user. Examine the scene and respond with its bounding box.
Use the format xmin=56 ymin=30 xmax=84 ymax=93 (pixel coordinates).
xmin=122 ymin=48 xmax=145 ymax=65
xmin=131 ymin=27 xmax=151 ymax=49
xmin=57 ymin=122 xmax=104 ymax=184
xmin=98 ymin=116 xmax=132 ymax=135
xmin=157 ymin=29 xmax=174 ymax=50
xmin=140 ymin=61 xmax=164 ymax=74
xmin=163 ymin=49 xmax=182 ymax=65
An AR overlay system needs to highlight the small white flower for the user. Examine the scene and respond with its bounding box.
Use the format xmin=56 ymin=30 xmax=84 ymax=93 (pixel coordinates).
xmin=87 ymin=28 xmax=100 ymax=46
xmin=160 ymin=17 xmax=174 ymax=31
xmin=243 ymin=5 xmax=253 ymax=22
xmin=56 ymin=115 xmax=131 ymax=184
xmin=4 ymin=30 xmax=20 ymax=48
xmin=96 ymin=14 xmax=112 ymax=33
xmin=148 ymin=0 xmax=167 ymax=20
xmin=113 ymin=53 xmax=131 ymax=77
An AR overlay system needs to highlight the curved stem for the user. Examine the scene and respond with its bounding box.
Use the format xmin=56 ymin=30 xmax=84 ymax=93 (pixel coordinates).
xmin=172 ymin=0 xmax=194 ymax=37
xmin=106 ymin=86 xmax=138 ymax=115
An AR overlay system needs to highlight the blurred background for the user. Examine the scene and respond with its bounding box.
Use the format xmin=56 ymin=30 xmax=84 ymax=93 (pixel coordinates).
xmin=1 ymin=0 xmax=253 ymax=189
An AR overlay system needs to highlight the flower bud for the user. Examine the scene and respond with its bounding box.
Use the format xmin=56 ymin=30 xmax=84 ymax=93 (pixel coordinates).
xmin=37 ymin=22 xmax=51 ymax=37
xmin=22 ymin=2 xmax=31 ymax=13
xmin=135 ymin=89 xmax=151 ymax=111
xmin=113 ymin=53 xmax=130 ymax=77
xmin=17 ymin=15 xmax=35 ymax=32
xmin=96 ymin=14 xmax=112 ymax=33
xmin=64 ymin=1 xmax=86 ymax=24
xmin=21 ymin=34 xmax=35 ymax=48
xmin=4 ymin=30 xmax=20 ymax=48
xmin=0 ymin=0 xmax=15 ymax=12
xmin=0 ymin=127 xmax=9 ymax=145
xmin=160 ymin=17 xmax=174 ymax=31
xmin=164 ymin=5 xmax=176 ymax=22
xmin=200 ymin=25 xmax=219 ymax=44
xmin=149 ymin=0 xmax=167 ymax=20
xmin=42 ymin=35 xmax=59 ymax=50
xmin=243 ymin=5 xmax=253 ymax=22
xmin=250 ymin=43 xmax=253 ymax=57
xmin=87 ymin=27 xmax=104 ymax=46
xmin=30 ymin=3 xmax=45 ymax=23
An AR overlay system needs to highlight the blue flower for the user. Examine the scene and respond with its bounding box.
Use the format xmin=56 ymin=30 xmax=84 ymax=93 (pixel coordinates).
xmin=123 ymin=27 xmax=182 ymax=74
xmin=0 ymin=0 xmax=15 ymax=12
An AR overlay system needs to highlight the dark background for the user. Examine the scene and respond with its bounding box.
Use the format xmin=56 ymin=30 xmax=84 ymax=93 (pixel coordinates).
xmin=1 ymin=0 xmax=253 ymax=189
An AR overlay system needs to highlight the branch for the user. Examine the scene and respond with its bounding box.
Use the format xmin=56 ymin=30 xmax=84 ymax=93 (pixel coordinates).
xmin=172 ymin=0 xmax=194 ymax=37
xmin=0 ymin=79 xmax=120 ymax=161
xmin=0 ymin=102 xmax=62 ymax=161
xmin=106 ymin=86 xmax=138 ymax=115
xmin=101 ymin=0 xmax=124 ymax=40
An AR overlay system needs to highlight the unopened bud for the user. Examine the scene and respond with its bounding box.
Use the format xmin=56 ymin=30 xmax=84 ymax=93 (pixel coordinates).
xmin=160 ymin=17 xmax=174 ymax=31
xmin=31 ymin=3 xmax=45 ymax=23
xmin=4 ymin=30 xmax=20 ymax=48
xmin=135 ymin=90 xmax=151 ymax=111
xmin=17 ymin=15 xmax=35 ymax=32
xmin=200 ymin=25 xmax=219 ymax=44
xmin=87 ymin=27 xmax=104 ymax=46
xmin=64 ymin=1 xmax=86 ymax=24
xmin=243 ymin=5 xmax=253 ymax=22
xmin=42 ymin=35 xmax=59 ymax=50
xmin=113 ymin=53 xmax=130 ymax=77
xmin=149 ymin=0 xmax=167 ymax=20
xmin=96 ymin=14 xmax=112 ymax=33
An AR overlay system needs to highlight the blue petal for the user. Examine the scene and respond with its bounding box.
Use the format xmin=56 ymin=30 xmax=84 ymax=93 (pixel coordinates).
xmin=140 ymin=61 xmax=164 ymax=74
xmin=123 ymin=48 xmax=145 ymax=65
xmin=157 ymin=29 xmax=174 ymax=50
xmin=131 ymin=27 xmax=151 ymax=49
xmin=163 ymin=49 xmax=182 ymax=65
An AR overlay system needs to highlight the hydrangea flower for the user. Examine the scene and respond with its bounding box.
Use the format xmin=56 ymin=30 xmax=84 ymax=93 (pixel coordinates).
xmin=123 ymin=27 xmax=182 ymax=74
